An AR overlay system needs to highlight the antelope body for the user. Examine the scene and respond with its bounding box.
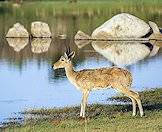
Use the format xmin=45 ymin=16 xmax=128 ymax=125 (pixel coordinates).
xmin=53 ymin=51 xmax=144 ymax=118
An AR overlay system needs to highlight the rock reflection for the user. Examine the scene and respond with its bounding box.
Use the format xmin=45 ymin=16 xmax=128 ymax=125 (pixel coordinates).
xmin=92 ymin=41 xmax=152 ymax=66
xmin=75 ymin=40 xmax=160 ymax=66
xmin=31 ymin=38 xmax=51 ymax=53
xmin=6 ymin=38 xmax=29 ymax=52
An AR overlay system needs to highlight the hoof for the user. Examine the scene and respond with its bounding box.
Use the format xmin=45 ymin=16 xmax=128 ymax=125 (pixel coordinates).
xmin=78 ymin=116 xmax=86 ymax=120
xmin=132 ymin=113 xmax=136 ymax=117
xmin=140 ymin=113 xmax=145 ymax=117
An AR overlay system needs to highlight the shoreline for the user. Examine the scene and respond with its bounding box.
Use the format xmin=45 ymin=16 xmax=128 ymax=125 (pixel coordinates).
xmin=1 ymin=88 xmax=162 ymax=131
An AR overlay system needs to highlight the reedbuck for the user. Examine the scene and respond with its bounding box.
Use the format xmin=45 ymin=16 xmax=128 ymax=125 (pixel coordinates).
xmin=53 ymin=49 xmax=144 ymax=118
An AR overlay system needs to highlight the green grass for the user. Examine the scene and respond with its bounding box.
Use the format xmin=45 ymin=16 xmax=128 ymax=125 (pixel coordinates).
xmin=1 ymin=88 xmax=162 ymax=132
xmin=3 ymin=110 xmax=162 ymax=132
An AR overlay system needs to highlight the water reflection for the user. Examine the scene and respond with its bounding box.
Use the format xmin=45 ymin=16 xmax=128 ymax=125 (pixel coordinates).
xmin=6 ymin=38 xmax=29 ymax=52
xmin=31 ymin=38 xmax=51 ymax=54
xmin=75 ymin=40 xmax=161 ymax=66
xmin=92 ymin=41 xmax=160 ymax=66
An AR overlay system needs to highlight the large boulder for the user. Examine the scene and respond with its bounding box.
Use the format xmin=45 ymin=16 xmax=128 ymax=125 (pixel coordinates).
xmin=92 ymin=13 xmax=151 ymax=39
xmin=6 ymin=23 xmax=29 ymax=38
xmin=31 ymin=21 xmax=51 ymax=38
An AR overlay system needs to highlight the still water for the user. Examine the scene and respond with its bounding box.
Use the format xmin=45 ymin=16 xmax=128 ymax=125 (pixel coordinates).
xmin=0 ymin=1 xmax=162 ymax=122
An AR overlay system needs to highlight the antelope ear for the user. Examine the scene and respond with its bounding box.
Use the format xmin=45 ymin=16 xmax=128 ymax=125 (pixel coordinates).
xmin=68 ymin=51 xmax=75 ymax=59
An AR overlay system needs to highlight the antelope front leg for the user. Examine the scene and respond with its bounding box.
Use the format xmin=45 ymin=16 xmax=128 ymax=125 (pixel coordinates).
xmin=80 ymin=100 xmax=83 ymax=117
xmin=80 ymin=90 xmax=90 ymax=118
xmin=130 ymin=97 xmax=136 ymax=116
xmin=136 ymin=99 xmax=144 ymax=117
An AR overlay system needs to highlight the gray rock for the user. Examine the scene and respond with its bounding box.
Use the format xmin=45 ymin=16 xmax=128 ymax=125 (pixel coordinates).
xmin=149 ymin=21 xmax=162 ymax=39
xmin=74 ymin=30 xmax=91 ymax=40
xmin=31 ymin=21 xmax=51 ymax=38
xmin=6 ymin=23 xmax=29 ymax=38
xmin=58 ymin=34 xmax=67 ymax=39
xmin=92 ymin=13 xmax=151 ymax=39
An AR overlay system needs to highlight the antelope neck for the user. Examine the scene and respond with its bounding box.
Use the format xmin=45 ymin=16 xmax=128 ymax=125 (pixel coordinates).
xmin=65 ymin=62 xmax=76 ymax=78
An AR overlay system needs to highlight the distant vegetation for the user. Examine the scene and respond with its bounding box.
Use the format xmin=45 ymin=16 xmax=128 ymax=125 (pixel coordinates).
xmin=1 ymin=0 xmax=78 ymax=4
xmin=0 ymin=0 xmax=162 ymax=69
xmin=1 ymin=0 xmax=162 ymax=2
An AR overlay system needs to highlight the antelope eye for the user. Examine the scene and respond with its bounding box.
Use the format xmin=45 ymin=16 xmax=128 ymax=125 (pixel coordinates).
xmin=60 ymin=59 xmax=64 ymax=61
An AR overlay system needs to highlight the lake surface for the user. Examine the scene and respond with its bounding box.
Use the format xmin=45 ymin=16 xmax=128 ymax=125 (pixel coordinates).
xmin=0 ymin=1 xmax=162 ymax=123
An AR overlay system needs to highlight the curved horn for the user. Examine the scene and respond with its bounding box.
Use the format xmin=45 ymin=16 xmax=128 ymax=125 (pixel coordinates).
xmin=63 ymin=39 xmax=71 ymax=58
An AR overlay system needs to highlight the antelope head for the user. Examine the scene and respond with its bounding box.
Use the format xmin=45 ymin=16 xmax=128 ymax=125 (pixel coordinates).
xmin=53 ymin=51 xmax=75 ymax=70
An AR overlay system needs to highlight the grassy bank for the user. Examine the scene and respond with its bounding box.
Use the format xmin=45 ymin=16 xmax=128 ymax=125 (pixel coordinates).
xmin=3 ymin=110 xmax=162 ymax=132
xmin=2 ymin=88 xmax=162 ymax=132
